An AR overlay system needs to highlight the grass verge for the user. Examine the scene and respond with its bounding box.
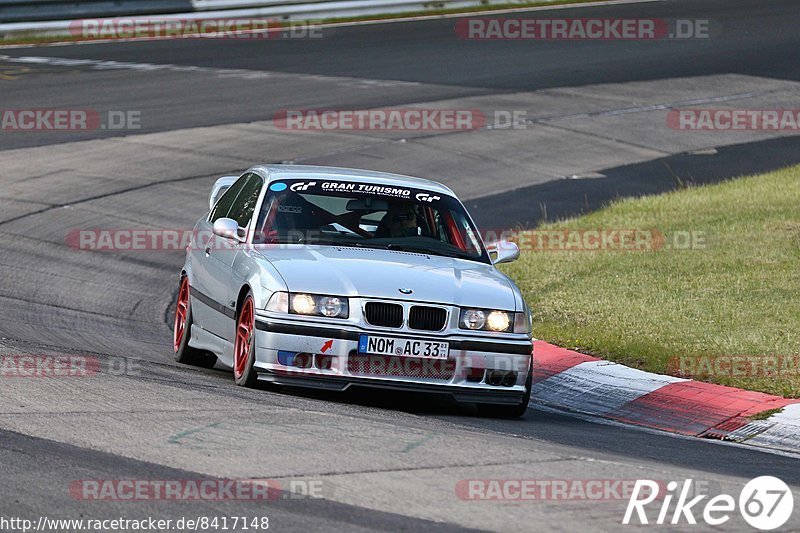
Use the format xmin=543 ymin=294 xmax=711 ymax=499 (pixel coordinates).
xmin=503 ymin=165 xmax=800 ymax=397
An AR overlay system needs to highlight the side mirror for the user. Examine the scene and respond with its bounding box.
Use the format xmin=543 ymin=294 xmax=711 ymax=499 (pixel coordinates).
xmin=212 ymin=218 xmax=241 ymax=241
xmin=487 ymin=241 xmax=520 ymax=265
xmin=209 ymin=176 xmax=239 ymax=210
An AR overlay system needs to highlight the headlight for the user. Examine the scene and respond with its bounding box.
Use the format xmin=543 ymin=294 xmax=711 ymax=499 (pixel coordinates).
xmin=460 ymin=308 xmax=527 ymax=333
xmin=318 ymin=296 xmax=344 ymax=317
xmin=267 ymin=292 xmax=349 ymax=318
xmin=487 ymin=311 xmax=511 ymax=332
xmin=291 ymin=294 xmax=316 ymax=315
xmin=461 ymin=309 xmax=486 ymax=330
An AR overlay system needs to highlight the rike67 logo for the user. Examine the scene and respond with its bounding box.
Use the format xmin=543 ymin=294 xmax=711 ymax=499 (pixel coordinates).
xmin=624 ymin=477 xmax=794 ymax=530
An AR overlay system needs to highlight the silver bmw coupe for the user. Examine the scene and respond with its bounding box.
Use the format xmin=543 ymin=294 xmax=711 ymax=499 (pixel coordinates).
xmin=174 ymin=165 xmax=533 ymax=417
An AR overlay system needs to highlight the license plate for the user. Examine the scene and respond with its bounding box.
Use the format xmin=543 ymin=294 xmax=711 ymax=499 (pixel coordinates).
xmin=358 ymin=335 xmax=449 ymax=359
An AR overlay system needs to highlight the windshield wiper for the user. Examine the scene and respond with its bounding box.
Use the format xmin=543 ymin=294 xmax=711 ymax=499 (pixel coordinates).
xmin=262 ymin=238 xmax=476 ymax=260
xmin=386 ymin=243 xmax=473 ymax=260
xmin=261 ymin=237 xmax=362 ymax=246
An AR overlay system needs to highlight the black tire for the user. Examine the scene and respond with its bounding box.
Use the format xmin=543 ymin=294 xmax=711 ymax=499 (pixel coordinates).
xmin=233 ymin=291 xmax=259 ymax=388
xmin=477 ymin=357 xmax=533 ymax=419
xmin=173 ymin=277 xmax=217 ymax=369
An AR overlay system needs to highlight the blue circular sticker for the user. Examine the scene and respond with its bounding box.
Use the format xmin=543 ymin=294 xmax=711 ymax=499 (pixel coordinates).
xmin=269 ymin=182 xmax=287 ymax=192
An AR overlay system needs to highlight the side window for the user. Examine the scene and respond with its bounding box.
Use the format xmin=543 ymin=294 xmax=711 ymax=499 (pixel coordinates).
xmin=228 ymin=173 xmax=264 ymax=229
xmin=209 ymin=176 xmax=247 ymax=223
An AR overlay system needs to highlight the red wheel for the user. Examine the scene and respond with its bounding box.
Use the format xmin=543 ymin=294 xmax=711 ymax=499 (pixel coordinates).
xmin=234 ymin=293 xmax=258 ymax=387
xmin=173 ymin=276 xmax=217 ymax=368
xmin=173 ymin=277 xmax=190 ymax=352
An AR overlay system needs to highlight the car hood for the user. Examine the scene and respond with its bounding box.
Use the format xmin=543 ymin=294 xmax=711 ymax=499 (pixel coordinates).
xmin=255 ymin=245 xmax=518 ymax=310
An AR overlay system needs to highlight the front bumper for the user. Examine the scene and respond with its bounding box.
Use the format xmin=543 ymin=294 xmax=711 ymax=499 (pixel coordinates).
xmin=253 ymin=315 xmax=533 ymax=405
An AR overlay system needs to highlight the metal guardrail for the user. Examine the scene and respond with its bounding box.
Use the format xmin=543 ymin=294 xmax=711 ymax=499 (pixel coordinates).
xmin=0 ymin=0 xmax=546 ymax=32
xmin=190 ymin=0 xmax=509 ymax=17
xmin=192 ymin=0 xmax=313 ymax=10
xmin=0 ymin=1 xmax=193 ymax=23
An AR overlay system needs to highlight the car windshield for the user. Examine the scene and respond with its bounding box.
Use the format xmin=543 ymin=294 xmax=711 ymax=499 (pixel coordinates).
xmin=253 ymin=179 xmax=490 ymax=263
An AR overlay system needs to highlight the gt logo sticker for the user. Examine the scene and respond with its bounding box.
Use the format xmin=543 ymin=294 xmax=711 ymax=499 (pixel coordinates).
xmin=290 ymin=181 xmax=316 ymax=192
xmin=416 ymin=193 xmax=441 ymax=203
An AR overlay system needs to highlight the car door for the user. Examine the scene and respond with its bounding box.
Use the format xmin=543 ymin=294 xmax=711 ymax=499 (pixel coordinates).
xmin=223 ymin=173 xmax=266 ymax=342
xmin=191 ymin=174 xmax=248 ymax=337
xmin=200 ymin=173 xmax=264 ymax=341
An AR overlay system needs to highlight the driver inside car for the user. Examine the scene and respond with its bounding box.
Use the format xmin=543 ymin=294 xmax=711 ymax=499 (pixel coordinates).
xmin=376 ymin=202 xmax=420 ymax=238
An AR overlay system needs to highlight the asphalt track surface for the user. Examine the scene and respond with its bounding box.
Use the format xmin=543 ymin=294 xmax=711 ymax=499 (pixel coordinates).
xmin=1 ymin=0 xmax=800 ymax=531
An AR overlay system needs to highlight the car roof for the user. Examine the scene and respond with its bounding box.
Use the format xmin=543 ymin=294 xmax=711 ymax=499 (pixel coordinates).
xmin=250 ymin=164 xmax=457 ymax=197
